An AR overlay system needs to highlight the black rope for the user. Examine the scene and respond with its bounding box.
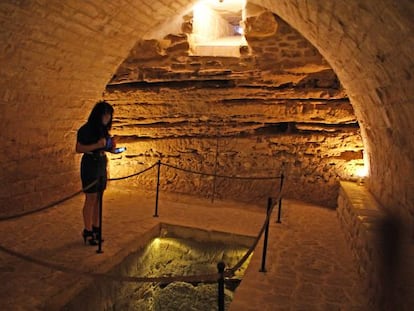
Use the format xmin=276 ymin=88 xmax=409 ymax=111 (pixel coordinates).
xmin=0 ymin=243 xmax=220 ymax=284
xmin=0 ymin=164 xmax=157 ymax=222
xmin=0 ymin=187 xmax=284 ymax=289
xmin=109 ymin=163 xmax=157 ymax=181
xmin=0 ymin=192 xmax=283 ymax=284
xmin=226 ymin=192 xmax=281 ymax=275
xmin=161 ymin=162 xmax=282 ymax=180
xmin=0 ymin=160 xmax=281 ymax=221
xmin=0 ymin=179 xmax=98 ymax=221
xmin=0 ymin=156 xmax=286 ymax=292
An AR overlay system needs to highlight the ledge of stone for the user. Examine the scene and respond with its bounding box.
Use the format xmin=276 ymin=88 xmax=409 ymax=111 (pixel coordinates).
xmin=337 ymin=181 xmax=414 ymax=308
xmin=337 ymin=181 xmax=385 ymax=242
xmin=336 ymin=181 xmax=384 ymax=307
xmin=338 ymin=181 xmax=384 ymax=233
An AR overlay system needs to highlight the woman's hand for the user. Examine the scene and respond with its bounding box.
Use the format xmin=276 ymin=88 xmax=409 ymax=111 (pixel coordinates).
xmin=109 ymin=137 xmax=117 ymax=152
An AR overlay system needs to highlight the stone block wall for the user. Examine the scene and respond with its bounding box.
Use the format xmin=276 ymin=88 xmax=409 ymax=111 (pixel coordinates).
xmin=245 ymin=7 xmax=325 ymax=72
xmin=337 ymin=181 xmax=414 ymax=309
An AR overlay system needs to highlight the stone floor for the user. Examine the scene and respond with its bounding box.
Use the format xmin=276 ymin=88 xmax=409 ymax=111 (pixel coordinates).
xmin=0 ymin=185 xmax=370 ymax=310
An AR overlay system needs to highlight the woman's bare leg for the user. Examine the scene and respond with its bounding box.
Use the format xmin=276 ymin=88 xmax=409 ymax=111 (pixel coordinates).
xmin=83 ymin=193 xmax=98 ymax=231
xmin=92 ymin=192 xmax=101 ymax=228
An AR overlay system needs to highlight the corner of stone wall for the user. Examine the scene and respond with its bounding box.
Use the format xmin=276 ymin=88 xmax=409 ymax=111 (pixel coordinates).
xmin=337 ymin=181 xmax=414 ymax=309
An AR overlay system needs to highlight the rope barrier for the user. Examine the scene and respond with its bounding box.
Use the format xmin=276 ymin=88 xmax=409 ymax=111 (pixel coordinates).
xmin=226 ymin=192 xmax=281 ymax=276
xmin=161 ymin=162 xmax=282 ymax=180
xmin=0 ymin=160 xmax=281 ymax=221
xmin=0 ymin=192 xmax=282 ymax=286
xmin=0 ymin=164 xmax=157 ymax=222
xmin=0 ymin=179 xmax=99 ymax=221
xmin=0 ymin=243 xmax=219 ymax=284
xmin=108 ymin=163 xmax=157 ymax=181
xmin=0 ymin=159 xmax=285 ymax=286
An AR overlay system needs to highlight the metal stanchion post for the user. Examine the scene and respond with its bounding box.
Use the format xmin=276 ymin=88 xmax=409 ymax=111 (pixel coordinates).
xmin=217 ymin=261 xmax=225 ymax=311
xmin=260 ymin=197 xmax=272 ymax=272
xmin=154 ymin=160 xmax=161 ymax=217
xmin=96 ymin=176 xmax=104 ymax=254
xmin=277 ymin=197 xmax=282 ymax=223
xmin=277 ymin=173 xmax=284 ymax=223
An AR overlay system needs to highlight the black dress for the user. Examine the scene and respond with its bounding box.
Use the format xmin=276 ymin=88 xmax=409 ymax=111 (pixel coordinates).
xmin=77 ymin=122 xmax=108 ymax=193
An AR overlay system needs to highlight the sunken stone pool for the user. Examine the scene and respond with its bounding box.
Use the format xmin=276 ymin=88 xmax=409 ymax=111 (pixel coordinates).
xmin=62 ymin=223 xmax=254 ymax=311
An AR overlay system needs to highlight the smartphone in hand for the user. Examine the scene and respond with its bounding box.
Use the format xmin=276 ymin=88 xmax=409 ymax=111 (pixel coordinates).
xmin=114 ymin=147 xmax=126 ymax=154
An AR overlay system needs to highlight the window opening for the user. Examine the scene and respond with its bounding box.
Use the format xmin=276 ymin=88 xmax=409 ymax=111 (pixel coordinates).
xmin=190 ymin=0 xmax=248 ymax=57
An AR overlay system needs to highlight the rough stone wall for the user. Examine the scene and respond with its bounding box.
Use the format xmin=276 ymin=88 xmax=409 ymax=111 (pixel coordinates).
xmin=105 ymin=8 xmax=363 ymax=207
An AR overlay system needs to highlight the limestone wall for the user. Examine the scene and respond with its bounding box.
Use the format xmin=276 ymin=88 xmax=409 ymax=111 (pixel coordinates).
xmin=105 ymin=8 xmax=363 ymax=207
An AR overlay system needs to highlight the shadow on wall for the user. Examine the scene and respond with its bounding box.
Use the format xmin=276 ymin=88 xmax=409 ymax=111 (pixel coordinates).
xmin=373 ymin=213 xmax=414 ymax=309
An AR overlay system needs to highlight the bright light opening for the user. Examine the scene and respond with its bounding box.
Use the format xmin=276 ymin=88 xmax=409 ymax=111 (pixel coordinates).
xmin=355 ymin=166 xmax=368 ymax=178
xmin=190 ymin=0 xmax=248 ymax=57
xmin=234 ymin=25 xmax=244 ymax=35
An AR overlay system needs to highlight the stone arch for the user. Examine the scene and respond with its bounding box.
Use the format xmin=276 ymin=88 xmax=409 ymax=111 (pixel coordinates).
xmin=0 ymin=1 xmax=413 ymax=231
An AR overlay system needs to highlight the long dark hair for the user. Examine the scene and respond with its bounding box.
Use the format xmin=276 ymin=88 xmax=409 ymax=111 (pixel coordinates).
xmin=87 ymin=100 xmax=114 ymax=135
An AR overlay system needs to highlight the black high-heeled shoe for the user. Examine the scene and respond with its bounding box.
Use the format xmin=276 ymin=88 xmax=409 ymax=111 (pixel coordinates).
xmin=82 ymin=229 xmax=97 ymax=246
xmin=92 ymin=226 xmax=104 ymax=243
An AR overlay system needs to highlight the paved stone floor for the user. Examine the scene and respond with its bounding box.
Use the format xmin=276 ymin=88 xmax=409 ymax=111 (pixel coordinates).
xmin=0 ymin=185 xmax=369 ymax=310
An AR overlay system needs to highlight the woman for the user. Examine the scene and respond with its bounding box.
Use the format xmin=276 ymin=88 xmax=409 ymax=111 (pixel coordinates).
xmin=76 ymin=100 xmax=116 ymax=245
